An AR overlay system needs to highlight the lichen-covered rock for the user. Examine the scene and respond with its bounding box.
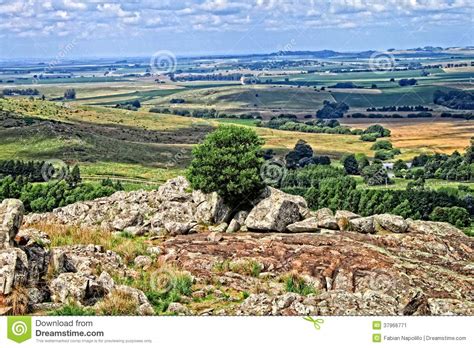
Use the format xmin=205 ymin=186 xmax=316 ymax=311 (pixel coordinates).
xmin=193 ymin=191 xmax=232 ymax=225
xmin=50 ymin=244 xmax=124 ymax=275
xmin=0 ymin=199 xmax=24 ymax=249
xmin=50 ymin=272 xmax=109 ymax=306
xmin=0 ymin=248 xmax=28 ymax=295
xmin=226 ymin=210 xmax=249 ymax=233
xmin=349 ymin=216 xmax=375 ymax=234
xmin=286 ymin=217 xmax=320 ymax=233
xmin=134 ymin=255 xmax=152 ymax=269
xmin=245 ymin=188 xmax=302 ymax=232
xmin=374 ymin=214 xmax=408 ymax=233
xmin=160 ymin=221 xmax=474 ymax=315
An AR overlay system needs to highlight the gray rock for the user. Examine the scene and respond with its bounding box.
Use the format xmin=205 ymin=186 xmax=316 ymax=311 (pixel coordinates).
xmin=134 ymin=255 xmax=152 ymax=269
xmin=226 ymin=210 xmax=249 ymax=233
xmin=245 ymin=188 xmax=302 ymax=232
xmin=167 ymin=302 xmax=189 ymax=315
xmin=0 ymin=199 xmax=24 ymax=249
xmin=374 ymin=214 xmax=408 ymax=233
xmin=193 ymin=191 xmax=232 ymax=224
xmin=50 ymin=272 xmax=109 ymax=306
xmin=209 ymin=223 xmax=228 ymax=234
xmin=335 ymin=210 xmax=361 ymax=220
xmin=156 ymin=176 xmax=192 ymax=202
xmin=207 ymin=232 xmax=223 ymax=242
xmin=349 ymin=216 xmax=375 ymax=234
xmin=286 ymin=217 xmax=320 ymax=232
xmin=0 ymin=248 xmax=28 ymax=295
xmin=314 ymin=208 xmax=333 ymax=220
xmin=317 ymin=217 xmax=339 ymax=230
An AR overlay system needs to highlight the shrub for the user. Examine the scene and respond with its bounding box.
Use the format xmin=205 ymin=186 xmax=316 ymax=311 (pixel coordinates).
xmin=283 ymin=273 xmax=316 ymax=296
xmin=49 ymin=303 xmax=96 ymax=316
xmin=360 ymin=133 xmax=378 ymax=142
xmin=342 ymin=154 xmax=359 ymax=175
xmin=97 ymin=289 xmax=140 ymax=315
xmin=429 ymin=206 xmax=471 ymax=228
xmin=371 ymin=140 xmax=393 ymax=151
xmin=187 ymin=125 xmax=265 ymax=205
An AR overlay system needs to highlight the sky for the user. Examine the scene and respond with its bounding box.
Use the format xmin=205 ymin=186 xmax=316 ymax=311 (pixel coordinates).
xmin=0 ymin=0 xmax=473 ymax=59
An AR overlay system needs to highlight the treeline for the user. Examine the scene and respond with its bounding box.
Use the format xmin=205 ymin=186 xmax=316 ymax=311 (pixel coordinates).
xmin=0 ymin=160 xmax=55 ymax=182
xmin=434 ymin=90 xmax=474 ymax=110
xmin=316 ymin=101 xmax=349 ymax=119
xmin=174 ymin=73 xmax=245 ymax=82
xmin=350 ymin=112 xmax=433 ymax=119
xmin=440 ymin=112 xmax=473 ymax=120
xmin=280 ymin=165 xmax=472 ymax=228
xmin=2 ymin=88 xmax=40 ymax=96
xmin=114 ymin=99 xmax=141 ymax=111
xmin=149 ymin=107 xmax=262 ymax=120
xmin=0 ymin=176 xmax=122 ymax=213
xmin=367 ymin=105 xmax=432 ymax=112
xmin=408 ymin=146 xmax=473 ymax=182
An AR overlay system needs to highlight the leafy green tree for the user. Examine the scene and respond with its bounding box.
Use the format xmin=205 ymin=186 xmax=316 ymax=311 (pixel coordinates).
xmin=187 ymin=125 xmax=265 ymax=205
xmin=371 ymin=140 xmax=393 ymax=150
xmin=66 ymin=165 xmax=81 ymax=188
xmin=361 ymin=162 xmax=391 ymax=186
xmin=429 ymin=206 xmax=471 ymax=228
xmin=342 ymin=154 xmax=359 ymax=175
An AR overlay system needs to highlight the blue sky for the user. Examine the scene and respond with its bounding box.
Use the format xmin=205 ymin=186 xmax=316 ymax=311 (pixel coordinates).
xmin=0 ymin=0 xmax=473 ymax=58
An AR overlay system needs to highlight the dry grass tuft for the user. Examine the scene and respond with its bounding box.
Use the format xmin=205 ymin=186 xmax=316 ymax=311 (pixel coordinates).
xmin=96 ymin=289 xmax=140 ymax=315
xmin=5 ymin=287 xmax=29 ymax=315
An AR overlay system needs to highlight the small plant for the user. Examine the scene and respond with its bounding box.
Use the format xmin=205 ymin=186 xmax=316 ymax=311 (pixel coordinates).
xmin=283 ymin=273 xmax=317 ymax=296
xmin=5 ymin=287 xmax=29 ymax=315
xmin=96 ymin=289 xmax=140 ymax=315
xmin=49 ymin=303 xmax=95 ymax=316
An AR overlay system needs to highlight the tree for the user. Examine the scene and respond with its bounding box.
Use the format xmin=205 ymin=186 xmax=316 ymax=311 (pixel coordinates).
xmin=361 ymin=162 xmax=391 ymax=186
xmin=429 ymin=206 xmax=471 ymax=228
xmin=64 ymin=89 xmax=76 ymax=100
xmin=187 ymin=125 xmax=265 ymax=205
xmin=371 ymin=140 xmax=393 ymax=151
xmin=342 ymin=154 xmax=359 ymax=175
xmin=66 ymin=165 xmax=81 ymax=188
xmin=285 ymin=140 xmax=314 ymax=169
xmin=356 ymin=154 xmax=370 ymax=172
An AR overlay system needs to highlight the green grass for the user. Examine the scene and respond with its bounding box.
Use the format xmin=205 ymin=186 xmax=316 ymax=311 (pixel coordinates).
xmin=283 ymin=273 xmax=317 ymax=296
xmin=215 ymin=118 xmax=259 ymax=126
xmin=332 ymin=86 xmax=455 ymax=108
xmin=355 ymin=176 xmax=474 ymax=191
xmin=49 ymin=303 xmax=96 ymax=316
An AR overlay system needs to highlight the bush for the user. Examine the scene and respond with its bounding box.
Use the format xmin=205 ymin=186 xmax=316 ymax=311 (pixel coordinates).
xmin=187 ymin=125 xmax=265 ymax=205
xmin=371 ymin=140 xmax=393 ymax=151
xmin=283 ymin=273 xmax=316 ymax=295
xmin=342 ymin=154 xmax=359 ymax=175
xmin=429 ymin=206 xmax=471 ymax=228
xmin=360 ymin=133 xmax=378 ymax=142
xmin=361 ymin=162 xmax=392 ymax=186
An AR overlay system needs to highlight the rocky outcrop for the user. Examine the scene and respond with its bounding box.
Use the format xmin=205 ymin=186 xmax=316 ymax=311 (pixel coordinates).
xmin=159 ymin=220 xmax=474 ymax=315
xmin=0 ymin=199 xmax=153 ymax=314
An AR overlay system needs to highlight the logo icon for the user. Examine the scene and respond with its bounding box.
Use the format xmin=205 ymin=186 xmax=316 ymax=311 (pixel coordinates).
xmin=303 ymin=316 xmax=324 ymax=330
xmin=372 ymin=321 xmax=382 ymax=330
xmin=8 ymin=316 xmax=32 ymax=343
xmin=372 ymin=333 xmax=382 ymax=343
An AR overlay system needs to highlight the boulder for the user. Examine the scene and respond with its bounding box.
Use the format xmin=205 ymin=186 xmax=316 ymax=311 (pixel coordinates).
xmin=193 ymin=191 xmax=232 ymax=225
xmin=335 ymin=210 xmax=361 ymax=220
xmin=151 ymin=201 xmax=196 ymax=235
xmin=156 ymin=176 xmax=192 ymax=202
xmin=286 ymin=217 xmax=320 ymax=233
xmin=0 ymin=248 xmax=28 ymax=295
xmin=226 ymin=210 xmax=249 ymax=233
xmin=317 ymin=217 xmax=339 ymax=230
xmin=349 ymin=216 xmax=375 ymax=234
xmin=209 ymin=223 xmax=228 ymax=234
xmin=15 ymin=228 xmax=50 ymax=287
xmin=134 ymin=255 xmax=152 ymax=269
xmin=50 ymin=244 xmax=124 ymax=275
xmin=50 ymin=272 xmax=110 ymax=306
xmin=163 ymin=221 xmax=196 ymax=236
xmin=167 ymin=302 xmax=190 ymax=315
xmin=374 ymin=214 xmax=408 ymax=233
xmin=314 ymin=208 xmax=333 ymax=220
xmin=245 ymin=188 xmax=302 ymax=232
xmin=0 ymin=199 xmax=24 ymax=249
xmin=113 ymin=285 xmax=155 ymax=315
